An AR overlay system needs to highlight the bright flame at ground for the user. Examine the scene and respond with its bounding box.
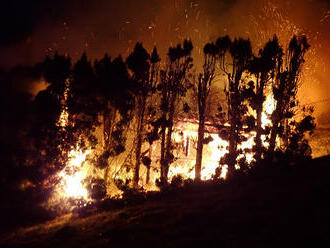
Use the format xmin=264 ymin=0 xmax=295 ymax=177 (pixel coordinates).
xmin=47 ymin=148 xmax=93 ymax=212
xmin=169 ymin=125 xmax=229 ymax=181
xmin=57 ymin=149 xmax=91 ymax=199
xmin=53 ymin=96 xmax=93 ymax=205
xmin=52 ymin=77 xmax=278 ymax=203
xmin=166 ymin=92 xmax=277 ymax=181
xmin=59 ymin=170 xmax=88 ymax=198
xmin=54 ymin=80 xmax=93 ymax=201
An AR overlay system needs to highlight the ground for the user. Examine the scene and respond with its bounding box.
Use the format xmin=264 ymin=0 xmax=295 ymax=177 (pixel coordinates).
xmin=1 ymin=156 xmax=330 ymax=247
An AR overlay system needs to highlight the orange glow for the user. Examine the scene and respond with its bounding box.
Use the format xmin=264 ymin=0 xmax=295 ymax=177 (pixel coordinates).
xmin=51 ymin=91 xmax=94 ymax=208
xmin=57 ymin=108 xmax=69 ymax=127
xmin=57 ymin=149 xmax=91 ymax=199
xmin=262 ymin=93 xmax=276 ymax=128
xmin=169 ymin=122 xmax=229 ymax=180
xmin=166 ymin=92 xmax=277 ymax=181
xmin=49 ymin=75 xmax=278 ymax=207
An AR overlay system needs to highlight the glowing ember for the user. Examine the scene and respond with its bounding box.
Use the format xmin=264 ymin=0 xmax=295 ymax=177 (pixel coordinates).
xmin=57 ymin=108 xmax=69 ymax=127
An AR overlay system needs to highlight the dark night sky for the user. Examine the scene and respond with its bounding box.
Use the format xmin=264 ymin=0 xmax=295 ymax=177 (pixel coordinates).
xmin=0 ymin=0 xmax=329 ymax=124
xmin=0 ymin=0 xmax=329 ymax=64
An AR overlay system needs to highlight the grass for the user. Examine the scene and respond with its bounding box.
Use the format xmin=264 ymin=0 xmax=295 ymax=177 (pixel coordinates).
xmin=1 ymin=156 xmax=330 ymax=247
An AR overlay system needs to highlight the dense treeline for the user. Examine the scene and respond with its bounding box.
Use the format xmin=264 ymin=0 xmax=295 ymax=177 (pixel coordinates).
xmin=0 ymin=34 xmax=316 ymax=230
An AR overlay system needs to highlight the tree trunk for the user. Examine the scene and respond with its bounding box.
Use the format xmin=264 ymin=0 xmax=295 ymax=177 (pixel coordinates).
xmin=160 ymin=95 xmax=176 ymax=184
xmin=165 ymin=96 xmax=176 ymax=180
xmin=227 ymin=89 xmax=238 ymax=176
xmin=146 ymin=146 xmax=152 ymax=185
xmin=133 ymin=97 xmax=146 ymax=188
xmin=195 ymin=113 xmax=205 ymax=181
xmin=133 ymin=127 xmax=142 ymax=188
xmin=103 ymin=104 xmax=117 ymax=151
xmin=255 ymin=76 xmax=265 ymax=163
xmin=160 ymin=113 xmax=167 ymax=184
xmin=268 ymin=98 xmax=283 ymax=161
xmin=164 ymin=123 xmax=173 ymax=182
xmin=269 ymin=122 xmax=278 ymax=157
xmin=255 ymin=105 xmax=263 ymax=162
xmin=228 ymin=123 xmax=237 ymax=175
xmin=103 ymin=109 xmax=110 ymax=150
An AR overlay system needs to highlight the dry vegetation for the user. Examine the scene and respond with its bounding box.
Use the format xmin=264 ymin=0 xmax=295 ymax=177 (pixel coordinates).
xmin=2 ymin=156 xmax=330 ymax=247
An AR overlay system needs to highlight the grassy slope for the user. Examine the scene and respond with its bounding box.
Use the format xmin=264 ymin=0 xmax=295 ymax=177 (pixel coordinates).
xmin=2 ymin=156 xmax=330 ymax=248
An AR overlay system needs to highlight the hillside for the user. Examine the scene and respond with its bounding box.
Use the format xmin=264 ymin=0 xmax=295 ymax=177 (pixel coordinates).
xmin=1 ymin=156 xmax=330 ymax=248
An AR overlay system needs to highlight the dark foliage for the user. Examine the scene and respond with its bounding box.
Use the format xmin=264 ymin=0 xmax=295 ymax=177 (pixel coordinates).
xmin=158 ymin=40 xmax=193 ymax=184
xmin=0 ymin=33 xmax=316 ymax=236
xmin=194 ymin=41 xmax=217 ymax=180
xmin=87 ymin=178 xmax=107 ymax=200
xmin=126 ymin=42 xmax=160 ymax=188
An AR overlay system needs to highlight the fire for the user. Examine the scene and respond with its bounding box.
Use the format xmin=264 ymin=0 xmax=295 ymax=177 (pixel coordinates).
xmin=57 ymin=108 xmax=69 ymax=127
xmin=56 ymin=79 xmax=70 ymax=128
xmin=239 ymin=133 xmax=256 ymax=164
xmin=50 ymin=76 xmax=278 ymax=204
xmin=169 ymin=124 xmax=229 ymax=181
xmin=51 ymin=89 xmax=93 ymax=207
xmin=45 ymin=92 xmax=278 ymax=212
xmin=166 ymin=92 xmax=277 ymax=181
xmin=59 ymin=170 xmax=88 ymax=198
xmin=262 ymin=93 xmax=276 ymax=128
xmin=57 ymin=149 xmax=91 ymax=199
xmin=46 ymin=147 xmax=93 ymax=212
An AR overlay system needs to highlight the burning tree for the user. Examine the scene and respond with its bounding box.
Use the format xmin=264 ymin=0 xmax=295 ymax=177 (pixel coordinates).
xmin=247 ymin=36 xmax=283 ymax=163
xmin=194 ymin=42 xmax=218 ymax=181
xmin=66 ymin=53 xmax=109 ymax=201
xmin=126 ymin=43 xmax=160 ymax=188
xmin=2 ymin=33 xmax=317 ymax=219
xmin=42 ymin=52 xmax=135 ymax=207
xmin=31 ymin=53 xmax=73 ymax=186
xmin=158 ymin=40 xmax=193 ymax=185
xmin=22 ymin=53 xmax=98 ymax=210
xmin=69 ymin=53 xmax=100 ymax=152
xmin=94 ymin=55 xmax=135 ymax=182
xmin=217 ymin=36 xmax=253 ymax=177
xmin=268 ymin=35 xmax=315 ymax=161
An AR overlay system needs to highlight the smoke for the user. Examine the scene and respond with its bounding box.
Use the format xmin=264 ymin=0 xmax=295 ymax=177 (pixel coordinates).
xmin=0 ymin=0 xmax=329 ymax=124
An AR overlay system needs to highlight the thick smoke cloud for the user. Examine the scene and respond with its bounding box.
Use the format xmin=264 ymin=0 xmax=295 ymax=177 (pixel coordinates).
xmin=1 ymin=0 xmax=329 ymax=124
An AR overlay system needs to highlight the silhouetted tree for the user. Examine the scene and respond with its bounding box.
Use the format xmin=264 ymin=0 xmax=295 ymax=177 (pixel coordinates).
xmin=158 ymin=40 xmax=193 ymax=184
xmin=284 ymin=107 xmax=316 ymax=161
xmin=94 ymin=55 xmax=135 ymax=179
xmin=0 ymin=65 xmax=58 ymax=232
xmin=68 ymin=53 xmax=100 ymax=151
xmin=217 ymin=36 xmax=252 ymax=177
xmin=248 ymin=36 xmax=283 ymax=162
xmin=194 ymin=42 xmax=217 ymax=181
xmin=30 ymin=53 xmax=73 ymax=184
xmin=0 ymin=66 xmax=37 ymax=191
xmin=268 ymin=35 xmax=311 ymax=160
xmin=126 ymin=43 xmax=160 ymax=188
